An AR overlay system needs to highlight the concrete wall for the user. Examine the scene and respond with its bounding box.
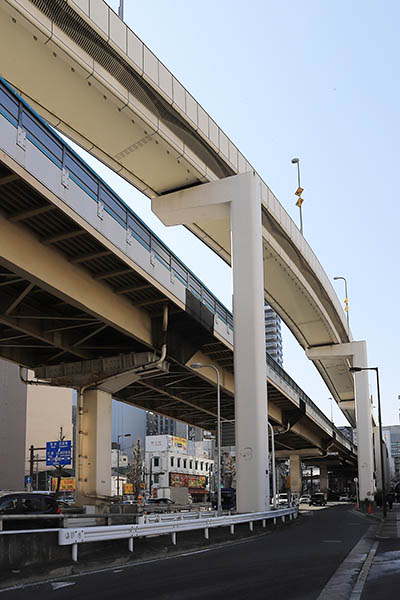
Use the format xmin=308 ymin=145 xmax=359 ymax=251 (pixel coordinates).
xmin=0 ymin=360 xmax=27 ymax=491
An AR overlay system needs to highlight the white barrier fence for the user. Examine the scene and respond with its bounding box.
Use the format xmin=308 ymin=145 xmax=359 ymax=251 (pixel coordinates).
xmin=59 ymin=507 xmax=298 ymax=562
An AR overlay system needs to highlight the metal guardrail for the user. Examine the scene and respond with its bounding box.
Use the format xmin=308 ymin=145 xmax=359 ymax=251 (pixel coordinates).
xmin=0 ymin=512 xmax=141 ymax=531
xmin=142 ymin=510 xmax=217 ymax=523
xmin=59 ymin=507 xmax=298 ymax=561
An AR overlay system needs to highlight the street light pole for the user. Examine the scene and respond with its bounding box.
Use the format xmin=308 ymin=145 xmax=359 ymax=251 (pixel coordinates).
xmin=333 ymin=276 xmax=350 ymax=335
xmin=267 ymin=422 xmax=277 ymax=508
xmin=118 ymin=0 xmax=124 ymax=20
xmin=117 ymin=433 xmax=131 ymax=498
xmin=291 ymin=157 xmax=303 ymax=235
xmin=349 ymin=366 xmax=386 ymax=517
xmin=191 ymin=363 xmax=222 ymax=515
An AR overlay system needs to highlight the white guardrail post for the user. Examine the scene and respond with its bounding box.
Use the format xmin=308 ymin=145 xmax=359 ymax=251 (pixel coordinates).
xmin=57 ymin=507 xmax=297 ymax=562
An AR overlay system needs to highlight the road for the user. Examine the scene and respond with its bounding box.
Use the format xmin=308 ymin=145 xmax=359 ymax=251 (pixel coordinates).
xmin=2 ymin=505 xmax=370 ymax=600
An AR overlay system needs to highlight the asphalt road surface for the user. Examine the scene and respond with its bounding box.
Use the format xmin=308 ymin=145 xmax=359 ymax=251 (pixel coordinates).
xmin=1 ymin=505 xmax=371 ymax=600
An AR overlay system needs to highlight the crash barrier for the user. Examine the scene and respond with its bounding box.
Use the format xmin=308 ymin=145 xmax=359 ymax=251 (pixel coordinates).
xmin=0 ymin=512 xmax=140 ymax=531
xmin=59 ymin=506 xmax=298 ymax=561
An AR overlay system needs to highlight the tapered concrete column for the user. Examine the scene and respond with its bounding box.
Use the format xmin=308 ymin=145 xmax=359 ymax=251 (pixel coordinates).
xmin=289 ymin=455 xmax=302 ymax=495
xmin=152 ymin=172 xmax=269 ymax=512
xmin=231 ymin=174 xmax=269 ymax=512
xmin=319 ymin=464 xmax=328 ymax=492
xmin=77 ymin=388 xmax=112 ymax=503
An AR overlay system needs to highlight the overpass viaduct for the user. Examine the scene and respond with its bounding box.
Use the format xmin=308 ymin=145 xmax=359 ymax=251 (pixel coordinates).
xmin=0 ymin=0 xmax=372 ymax=508
xmin=0 ymin=76 xmax=356 ymax=501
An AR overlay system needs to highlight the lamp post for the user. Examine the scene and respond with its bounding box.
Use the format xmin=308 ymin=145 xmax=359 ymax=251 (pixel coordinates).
xmin=117 ymin=433 xmax=131 ymax=498
xmin=333 ymin=276 xmax=350 ymax=335
xmin=349 ymin=366 xmax=386 ymax=517
xmin=291 ymin=157 xmax=303 ymax=235
xmin=328 ymin=397 xmax=334 ymax=425
xmin=191 ymin=363 xmax=222 ymax=515
xmin=268 ymin=422 xmax=277 ymax=508
xmin=118 ymin=0 xmax=124 ymax=20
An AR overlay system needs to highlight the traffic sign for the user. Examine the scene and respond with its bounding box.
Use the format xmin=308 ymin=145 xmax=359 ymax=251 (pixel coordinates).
xmin=46 ymin=440 xmax=72 ymax=466
xmin=25 ymin=475 xmax=32 ymax=485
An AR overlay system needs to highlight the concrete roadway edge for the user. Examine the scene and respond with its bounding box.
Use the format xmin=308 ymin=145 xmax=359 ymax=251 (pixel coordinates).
xmin=316 ymin=511 xmax=382 ymax=600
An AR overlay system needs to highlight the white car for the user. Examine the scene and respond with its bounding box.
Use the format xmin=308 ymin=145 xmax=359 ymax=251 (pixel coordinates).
xmin=299 ymin=494 xmax=311 ymax=504
xmin=277 ymin=493 xmax=290 ymax=506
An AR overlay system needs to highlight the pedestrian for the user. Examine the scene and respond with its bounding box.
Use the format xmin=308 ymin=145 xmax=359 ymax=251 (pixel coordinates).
xmin=387 ymin=491 xmax=394 ymax=510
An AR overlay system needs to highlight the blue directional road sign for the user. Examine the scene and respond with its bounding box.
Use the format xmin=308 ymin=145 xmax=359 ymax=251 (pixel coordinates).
xmin=25 ymin=475 xmax=32 ymax=485
xmin=46 ymin=440 xmax=72 ymax=466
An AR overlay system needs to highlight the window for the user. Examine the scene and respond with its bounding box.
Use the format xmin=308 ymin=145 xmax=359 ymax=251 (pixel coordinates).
xmin=153 ymin=456 xmax=159 ymax=467
xmin=170 ymin=456 xmax=174 ymax=467
xmin=183 ymin=459 xmax=187 ymax=469
xmin=195 ymin=461 xmax=198 ymax=470
xmin=153 ymin=474 xmax=160 ymax=484
xmin=21 ymin=496 xmax=43 ymax=513
xmin=205 ymin=463 xmax=209 ymax=471
xmin=189 ymin=460 xmax=193 ymax=470
xmin=0 ymin=496 xmax=18 ymax=513
xmin=200 ymin=462 xmax=204 ymax=471
xmin=177 ymin=458 xmax=181 ymax=468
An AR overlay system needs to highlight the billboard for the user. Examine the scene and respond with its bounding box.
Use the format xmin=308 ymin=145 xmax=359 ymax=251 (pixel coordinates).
xmin=169 ymin=473 xmax=207 ymax=488
xmin=51 ymin=477 xmax=76 ymax=492
xmin=169 ymin=436 xmax=187 ymax=453
xmin=123 ymin=483 xmax=134 ymax=495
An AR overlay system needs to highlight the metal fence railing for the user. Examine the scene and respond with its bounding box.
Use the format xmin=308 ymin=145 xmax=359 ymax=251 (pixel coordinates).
xmin=58 ymin=507 xmax=298 ymax=561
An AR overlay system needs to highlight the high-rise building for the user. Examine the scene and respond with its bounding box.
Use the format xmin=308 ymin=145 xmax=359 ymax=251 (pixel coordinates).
xmin=383 ymin=426 xmax=400 ymax=480
xmin=112 ymin=400 xmax=147 ymax=460
xmin=146 ymin=412 xmax=188 ymax=438
xmin=265 ymin=302 xmax=283 ymax=366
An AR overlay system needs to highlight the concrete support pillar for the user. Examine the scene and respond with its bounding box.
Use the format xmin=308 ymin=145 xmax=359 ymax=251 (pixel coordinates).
xmin=319 ymin=464 xmax=328 ymax=493
xmin=289 ymin=455 xmax=302 ymax=496
xmin=77 ymin=388 xmax=112 ymax=503
xmin=231 ymin=174 xmax=269 ymax=513
xmin=306 ymin=341 xmax=375 ymax=504
xmin=352 ymin=342 xmax=375 ymax=503
xmin=152 ymin=172 xmax=269 ymax=512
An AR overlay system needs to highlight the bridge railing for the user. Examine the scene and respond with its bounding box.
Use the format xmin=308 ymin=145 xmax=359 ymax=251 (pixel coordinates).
xmin=0 ymin=76 xmax=234 ymax=331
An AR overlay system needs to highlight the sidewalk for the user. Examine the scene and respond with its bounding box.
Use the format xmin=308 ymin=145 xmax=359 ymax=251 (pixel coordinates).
xmin=352 ymin=503 xmax=400 ymax=599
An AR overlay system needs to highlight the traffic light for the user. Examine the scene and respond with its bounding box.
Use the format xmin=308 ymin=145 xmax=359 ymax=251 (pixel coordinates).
xmin=344 ymin=297 xmax=349 ymax=312
xmin=296 ymin=197 xmax=304 ymax=207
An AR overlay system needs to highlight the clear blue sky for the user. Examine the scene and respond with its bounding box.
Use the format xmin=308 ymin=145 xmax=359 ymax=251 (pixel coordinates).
xmin=80 ymin=0 xmax=399 ymax=427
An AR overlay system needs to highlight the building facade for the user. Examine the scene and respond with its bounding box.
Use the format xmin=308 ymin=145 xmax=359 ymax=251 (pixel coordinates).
xmin=383 ymin=425 xmax=400 ymax=481
xmin=265 ymin=302 xmax=283 ymax=366
xmin=145 ymin=435 xmax=214 ymax=503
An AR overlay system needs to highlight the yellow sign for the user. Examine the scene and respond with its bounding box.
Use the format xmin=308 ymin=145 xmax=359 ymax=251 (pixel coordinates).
xmin=295 ymin=187 xmax=304 ymax=197
xmin=172 ymin=436 xmax=187 ymax=452
xmin=123 ymin=483 xmax=134 ymax=495
xmin=51 ymin=477 xmax=76 ymax=492
xmin=296 ymin=197 xmax=304 ymax=207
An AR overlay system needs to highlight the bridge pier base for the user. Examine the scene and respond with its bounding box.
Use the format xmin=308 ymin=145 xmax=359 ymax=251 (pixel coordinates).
xmin=319 ymin=464 xmax=328 ymax=493
xmin=289 ymin=454 xmax=302 ymax=496
xmin=77 ymin=388 xmax=112 ymax=505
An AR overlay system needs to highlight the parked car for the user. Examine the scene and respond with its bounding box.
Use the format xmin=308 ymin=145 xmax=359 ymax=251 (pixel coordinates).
xmin=339 ymin=495 xmax=350 ymax=502
xmin=0 ymin=492 xmax=61 ymax=530
xmin=309 ymin=493 xmax=327 ymax=506
xmin=277 ymin=493 xmax=290 ymax=506
xmin=146 ymin=498 xmax=175 ymax=505
xmin=299 ymin=494 xmax=311 ymax=504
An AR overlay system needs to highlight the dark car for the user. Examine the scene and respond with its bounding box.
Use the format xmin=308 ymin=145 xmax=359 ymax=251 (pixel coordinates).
xmin=309 ymin=493 xmax=327 ymax=506
xmin=0 ymin=493 xmax=61 ymax=530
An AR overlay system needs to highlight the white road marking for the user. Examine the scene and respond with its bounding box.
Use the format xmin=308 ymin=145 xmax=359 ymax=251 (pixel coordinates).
xmin=51 ymin=582 xmax=75 ymax=590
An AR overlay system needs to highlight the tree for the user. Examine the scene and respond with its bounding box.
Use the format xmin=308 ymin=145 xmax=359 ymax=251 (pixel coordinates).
xmin=127 ymin=438 xmax=144 ymax=498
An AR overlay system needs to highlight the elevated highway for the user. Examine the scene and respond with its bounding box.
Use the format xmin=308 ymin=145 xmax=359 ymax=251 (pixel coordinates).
xmin=0 ymin=0 xmax=356 ymax=423
xmin=0 ymin=77 xmax=356 ymax=496
xmin=0 ymin=0 xmax=375 ymax=507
